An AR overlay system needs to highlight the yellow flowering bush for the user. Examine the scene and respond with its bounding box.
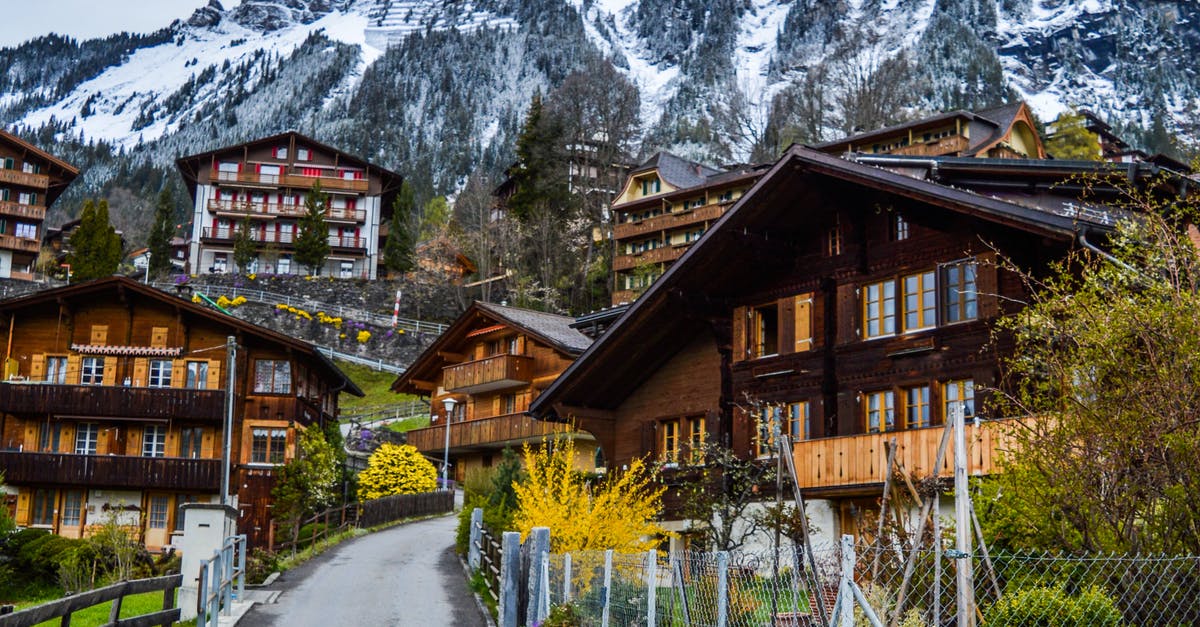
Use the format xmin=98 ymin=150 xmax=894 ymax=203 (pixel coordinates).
xmin=246 ymin=273 xmax=256 ymax=280
xmin=316 ymin=312 xmax=343 ymax=328
xmin=215 ymin=295 xmax=248 ymax=309
xmin=513 ymin=436 xmax=665 ymax=553
xmin=356 ymin=443 xmax=438 ymax=501
xmin=192 ymin=294 xmax=202 ymax=304
xmin=356 ymin=330 xmax=371 ymax=344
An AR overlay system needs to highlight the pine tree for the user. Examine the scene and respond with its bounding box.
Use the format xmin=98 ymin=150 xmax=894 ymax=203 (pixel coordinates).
xmin=506 ymin=92 xmax=569 ymax=223
xmin=146 ymin=190 xmax=175 ymax=279
xmin=232 ymin=215 xmax=257 ymax=273
xmin=295 ymin=181 xmax=331 ymax=276
xmin=418 ymin=196 xmax=451 ymax=241
xmin=382 ymin=182 xmax=416 ymax=276
xmin=69 ymin=199 xmax=122 ymax=281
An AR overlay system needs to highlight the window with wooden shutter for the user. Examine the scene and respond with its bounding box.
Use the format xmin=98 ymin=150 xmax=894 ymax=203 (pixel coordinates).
xmin=90 ymin=325 xmax=108 ymax=345
xmin=206 ymin=359 xmax=222 ymax=390
xmin=30 ymin=354 xmax=45 ymax=380
xmin=731 ymin=306 xmax=747 ymax=362
xmin=66 ymin=354 xmax=81 ymax=384
xmin=132 ymin=358 xmax=148 ymax=387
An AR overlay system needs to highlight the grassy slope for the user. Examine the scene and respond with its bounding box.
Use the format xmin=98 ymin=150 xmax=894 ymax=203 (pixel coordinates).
xmin=334 ymin=360 xmax=430 ymax=432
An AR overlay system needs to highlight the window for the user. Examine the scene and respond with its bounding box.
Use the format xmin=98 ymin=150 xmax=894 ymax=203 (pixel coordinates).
xmin=75 ymin=423 xmax=98 ymax=455
xmin=339 ymin=261 xmax=354 ymax=278
xmin=296 ymin=147 xmax=310 ymax=161
xmin=186 ymin=361 xmax=208 ymax=389
xmin=278 ymin=256 xmax=292 ymax=274
xmin=943 ymin=379 xmax=975 ymax=421
xmin=756 ymin=402 xmax=809 ymax=456
xmin=1 ymin=157 xmax=13 ymax=169
xmin=825 ymin=224 xmax=843 ymax=256
xmin=904 ymin=385 xmax=930 ymax=429
xmin=149 ymin=360 xmax=172 ymax=388
xmin=38 ymin=422 xmax=62 ymax=452
xmin=81 ymin=357 xmax=104 ymax=385
xmin=251 ymin=428 xmax=288 ymax=464
xmin=902 ymin=271 xmax=936 ymax=332
xmin=640 ymin=177 xmax=661 ymax=196
xmin=507 ymin=336 xmax=520 ymax=354
xmin=46 ymin=355 xmax=68 ymax=383
xmin=31 ymin=489 xmax=53 ymax=526
xmin=17 ymin=192 xmax=36 ymax=206
xmin=149 ymin=495 xmax=169 ymax=529
xmin=865 ymin=391 xmax=895 ymax=433
xmin=750 ymin=303 xmax=779 ymax=358
xmin=14 ymin=222 xmax=36 ymax=239
xmin=863 ymin=280 xmax=897 ymax=338
xmin=892 ymin=214 xmax=909 ymax=241
xmin=660 ymin=419 xmax=679 ymax=463
xmin=940 ymin=260 xmax=977 ymax=323
xmin=180 ymin=427 xmax=204 ymax=458
xmin=254 ymin=360 xmax=291 ymax=394
xmin=142 ymin=425 xmax=166 ymax=457
xmin=274 ymin=146 xmax=288 ymax=159
xmin=502 ymin=393 xmax=517 ymax=415
xmin=687 ymin=416 xmax=706 ymax=463
xmin=61 ymin=490 xmax=83 ymax=526
xmin=23 ymin=161 xmax=39 ymax=174
xmin=212 ymin=256 xmax=228 ymax=273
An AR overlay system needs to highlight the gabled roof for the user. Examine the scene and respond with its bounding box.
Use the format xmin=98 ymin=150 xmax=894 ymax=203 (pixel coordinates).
xmin=392 ymin=301 xmax=592 ymax=394
xmin=174 ymin=130 xmax=403 ymax=200
xmin=631 ymin=152 xmax=723 ymax=189
xmin=0 ymin=276 xmax=362 ymax=396
xmin=0 ymin=128 xmax=80 ymax=207
xmin=529 ymin=146 xmax=1141 ymax=415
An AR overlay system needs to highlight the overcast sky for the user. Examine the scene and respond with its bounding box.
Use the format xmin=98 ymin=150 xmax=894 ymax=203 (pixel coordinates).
xmin=0 ymin=0 xmax=243 ymax=48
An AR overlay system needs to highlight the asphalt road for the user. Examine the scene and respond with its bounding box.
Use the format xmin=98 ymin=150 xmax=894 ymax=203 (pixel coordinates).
xmin=240 ymin=513 xmax=487 ymax=627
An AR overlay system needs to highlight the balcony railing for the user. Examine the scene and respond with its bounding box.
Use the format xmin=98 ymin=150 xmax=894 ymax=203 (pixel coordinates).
xmin=0 ymin=383 xmax=226 ymax=421
xmin=0 ymin=200 xmax=46 ymax=221
xmin=614 ymin=203 xmax=725 ymax=240
xmin=405 ymin=412 xmax=573 ymax=453
xmin=0 ymin=451 xmax=221 ymax=491
xmin=442 ymin=353 xmax=534 ymax=394
xmin=0 ymin=169 xmax=49 ymax=189
xmin=210 ymin=170 xmax=368 ymax=193
xmin=328 ymin=235 xmax=368 ymax=250
xmin=791 ymin=418 xmax=1016 ymax=491
xmin=207 ymin=200 xmax=366 ymax=223
xmin=202 ymin=227 xmax=294 ymax=244
xmin=0 ymin=233 xmax=41 ymax=253
xmin=891 ymin=134 xmax=969 ymax=157
xmin=613 ymin=245 xmax=685 ymax=271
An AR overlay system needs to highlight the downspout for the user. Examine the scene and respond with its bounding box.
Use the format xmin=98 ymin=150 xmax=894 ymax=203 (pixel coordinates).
xmin=1077 ymin=228 xmax=1141 ymax=275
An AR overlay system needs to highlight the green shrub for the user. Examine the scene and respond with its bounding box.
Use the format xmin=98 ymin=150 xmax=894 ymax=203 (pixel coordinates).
xmin=295 ymin=522 xmax=330 ymax=549
xmin=246 ymin=548 xmax=281 ymax=584
xmin=2 ymin=528 xmax=49 ymax=557
xmin=985 ymin=585 xmax=1123 ymax=626
xmin=542 ymin=602 xmax=582 ymax=626
xmin=16 ymin=534 xmax=89 ymax=584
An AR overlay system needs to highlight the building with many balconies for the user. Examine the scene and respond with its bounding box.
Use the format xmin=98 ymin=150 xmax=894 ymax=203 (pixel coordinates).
xmin=0 ymin=129 xmax=78 ymax=280
xmin=0 ymin=277 xmax=362 ymax=549
xmin=393 ymin=302 xmax=598 ymax=482
xmin=176 ymin=131 xmax=403 ymax=279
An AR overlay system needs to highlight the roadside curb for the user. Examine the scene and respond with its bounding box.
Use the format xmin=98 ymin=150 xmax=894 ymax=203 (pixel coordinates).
xmin=460 ymin=554 xmax=497 ymax=627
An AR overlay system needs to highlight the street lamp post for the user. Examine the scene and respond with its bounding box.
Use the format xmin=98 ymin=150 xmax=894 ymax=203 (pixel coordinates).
xmin=441 ymin=397 xmax=457 ymax=490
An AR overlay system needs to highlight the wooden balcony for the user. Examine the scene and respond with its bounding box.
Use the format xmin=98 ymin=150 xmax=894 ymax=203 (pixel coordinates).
xmin=202 ymin=227 xmax=294 ymax=245
xmin=328 ymin=235 xmax=368 ymax=250
xmin=791 ymin=418 xmax=1016 ymax=493
xmin=0 ymin=451 xmax=221 ymax=491
xmin=892 ymin=134 xmax=969 ymax=157
xmin=208 ymin=200 xmax=366 ymax=223
xmin=0 ymin=383 xmax=226 ymax=421
xmin=211 ymin=170 xmax=369 ymax=193
xmin=0 ymin=200 xmax=46 ymax=221
xmin=405 ymin=412 xmax=573 ymax=453
xmin=0 ymin=169 xmax=49 ymax=189
xmin=442 ymin=353 xmax=534 ymax=394
xmin=613 ymin=245 xmax=686 ymax=272
xmin=614 ymin=203 xmax=724 ymax=240
xmin=0 ymin=233 xmax=40 ymax=253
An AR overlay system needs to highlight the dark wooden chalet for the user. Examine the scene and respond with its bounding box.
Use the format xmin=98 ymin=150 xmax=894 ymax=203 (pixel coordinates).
xmin=529 ymin=145 xmax=1167 ymax=540
xmin=394 ymin=302 xmax=597 ymax=481
xmin=0 ymin=277 xmax=361 ymax=549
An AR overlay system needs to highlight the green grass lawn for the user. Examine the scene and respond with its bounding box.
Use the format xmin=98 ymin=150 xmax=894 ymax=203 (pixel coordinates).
xmin=335 ymin=360 xmax=410 ymax=412
xmin=25 ymin=589 xmax=178 ymax=627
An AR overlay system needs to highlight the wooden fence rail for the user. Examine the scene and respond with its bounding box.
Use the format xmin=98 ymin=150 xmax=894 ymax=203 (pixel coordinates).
xmin=0 ymin=574 xmax=181 ymax=627
xmin=271 ymin=490 xmax=454 ymax=552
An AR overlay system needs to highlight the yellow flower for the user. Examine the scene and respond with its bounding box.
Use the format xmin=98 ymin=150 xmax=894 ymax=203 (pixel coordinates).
xmin=356 ymin=330 xmax=371 ymax=344
xmin=191 ymin=294 xmax=202 ymax=304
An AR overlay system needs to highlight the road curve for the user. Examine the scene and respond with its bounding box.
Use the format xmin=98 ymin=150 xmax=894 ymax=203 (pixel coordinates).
xmin=239 ymin=513 xmax=486 ymax=627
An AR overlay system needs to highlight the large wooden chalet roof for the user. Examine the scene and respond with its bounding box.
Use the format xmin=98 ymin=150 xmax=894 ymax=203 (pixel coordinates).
xmin=0 ymin=276 xmax=363 ymax=396
xmin=0 ymin=128 xmax=80 ymax=207
xmin=530 ymin=145 xmax=1165 ymax=417
xmin=391 ymin=301 xmax=591 ymax=396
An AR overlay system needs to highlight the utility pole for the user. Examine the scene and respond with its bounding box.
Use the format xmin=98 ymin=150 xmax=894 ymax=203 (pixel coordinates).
xmin=222 ymin=335 xmax=237 ymax=507
xmin=953 ymin=404 xmax=975 ymax=626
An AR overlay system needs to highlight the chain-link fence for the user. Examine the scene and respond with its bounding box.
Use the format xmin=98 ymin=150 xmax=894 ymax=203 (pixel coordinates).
xmin=529 ymin=541 xmax=1199 ymax=626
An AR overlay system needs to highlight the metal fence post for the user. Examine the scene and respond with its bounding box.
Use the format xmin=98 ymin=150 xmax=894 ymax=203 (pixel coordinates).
xmin=953 ymin=404 xmax=975 ymax=627
xmin=469 ymin=508 xmax=483 ymax=571
xmin=237 ymin=534 xmax=246 ymax=602
xmin=716 ymin=551 xmax=729 ymax=627
xmin=527 ymin=527 xmax=551 ymax=627
xmin=222 ymin=542 xmax=233 ymax=615
xmin=601 ymin=549 xmax=614 ymax=627
xmin=840 ymin=535 xmax=855 ymax=627
xmin=500 ymin=531 xmax=521 ymax=627
xmin=646 ymin=550 xmax=657 ymax=627
xmin=209 ymin=550 xmax=221 ymax=627
xmin=197 ymin=561 xmax=208 ymax=626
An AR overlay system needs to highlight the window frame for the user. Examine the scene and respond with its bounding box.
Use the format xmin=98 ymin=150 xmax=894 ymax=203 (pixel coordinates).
xmin=250 ymin=427 xmax=289 ymax=464
xmin=180 ymin=427 xmax=204 ymax=458
xmin=660 ymin=419 xmax=680 ymax=463
xmin=61 ymin=490 xmax=83 ymax=526
xmin=904 ymin=385 xmax=931 ymax=429
xmin=185 ymin=361 xmax=208 ymax=389
xmin=749 ymin=302 xmax=780 ymax=358
xmin=865 ymin=391 xmax=896 ymax=433
xmin=942 ymin=379 xmax=976 ymax=422
xmin=80 ymin=356 xmax=105 ymax=385
xmin=862 ymin=280 xmax=897 ymax=339
xmin=253 ymin=360 xmax=292 ymax=395
xmin=142 ymin=425 xmax=167 ymax=458
xmin=901 ymin=271 xmax=936 ymax=332
xmin=148 ymin=495 xmax=170 ymax=529
xmin=686 ymin=415 xmax=706 ymax=464
xmin=755 ymin=402 xmax=809 ymax=457
xmin=75 ymin=423 xmax=98 ymax=455
xmin=148 ymin=360 xmax=173 ymax=388
xmin=940 ymin=259 xmax=978 ymax=324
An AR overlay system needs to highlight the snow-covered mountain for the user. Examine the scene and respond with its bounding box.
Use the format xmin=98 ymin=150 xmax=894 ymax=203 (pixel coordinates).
xmin=1 ymin=0 xmax=1196 ymax=230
